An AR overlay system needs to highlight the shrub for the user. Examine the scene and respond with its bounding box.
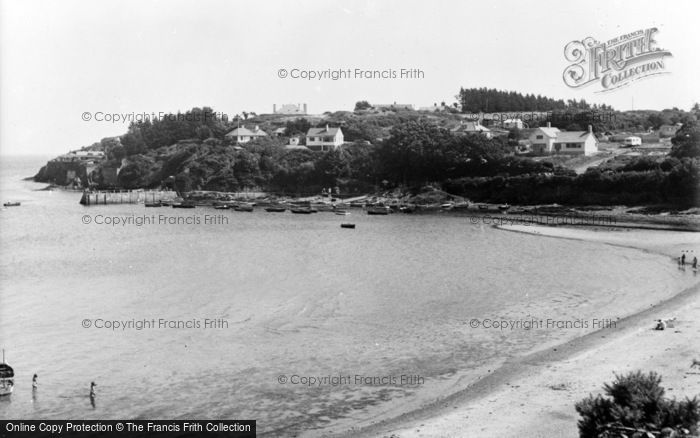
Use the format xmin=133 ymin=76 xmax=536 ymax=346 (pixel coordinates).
xmin=575 ymin=371 xmax=700 ymax=437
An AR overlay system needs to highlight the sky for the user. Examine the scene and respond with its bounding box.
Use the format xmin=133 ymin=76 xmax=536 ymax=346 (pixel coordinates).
xmin=1 ymin=0 xmax=699 ymax=156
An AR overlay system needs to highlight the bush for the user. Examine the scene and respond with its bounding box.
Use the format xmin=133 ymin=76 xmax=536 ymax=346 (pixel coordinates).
xmin=575 ymin=371 xmax=700 ymax=437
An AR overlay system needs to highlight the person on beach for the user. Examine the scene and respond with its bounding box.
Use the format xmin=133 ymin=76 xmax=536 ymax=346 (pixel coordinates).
xmin=655 ymin=319 xmax=666 ymax=330
xmin=32 ymin=374 xmax=38 ymax=389
xmin=693 ymin=257 xmax=698 ymax=269
xmin=681 ymin=253 xmax=686 ymax=266
xmin=90 ymin=382 xmax=96 ymax=397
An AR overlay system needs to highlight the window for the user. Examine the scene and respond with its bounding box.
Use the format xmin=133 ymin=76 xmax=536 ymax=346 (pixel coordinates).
xmin=536 ymin=135 xmax=543 ymax=139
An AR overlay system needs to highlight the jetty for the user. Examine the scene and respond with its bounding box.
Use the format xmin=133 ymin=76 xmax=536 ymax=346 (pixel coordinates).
xmin=79 ymin=190 xmax=178 ymax=206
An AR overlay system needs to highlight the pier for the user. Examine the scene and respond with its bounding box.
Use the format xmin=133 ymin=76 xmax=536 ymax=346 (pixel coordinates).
xmin=79 ymin=190 xmax=178 ymax=206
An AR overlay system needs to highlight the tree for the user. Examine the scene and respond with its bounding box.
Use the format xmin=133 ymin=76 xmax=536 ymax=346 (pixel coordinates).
xmin=354 ymin=100 xmax=372 ymax=111
xmin=670 ymin=122 xmax=700 ymax=158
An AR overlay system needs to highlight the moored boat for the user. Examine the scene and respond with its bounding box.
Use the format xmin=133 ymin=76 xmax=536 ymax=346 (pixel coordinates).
xmin=214 ymin=204 xmax=231 ymax=210
xmin=265 ymin=206 xmax=286 ymax=212
xmin=3 ymin=202 xmax=20 ymax=207
xmin=234 ymin=203 xmax=254 ymax=212
xmin=144 ymin=202 xmax=162 ymax=207
xmin=172 ymin=201 xmax=196 ymax=208
xmin=340 ymin=223 xmax=355 ymax=229
xmin=367 ymin=206 xmax=390 ymax=215
xmin=334 ymin=210 xmax=350 ymax=215
xmin=0 ymin=350 xmax=14 ymax=396
xmin=291 ymin=207 xmax=314 ymax=214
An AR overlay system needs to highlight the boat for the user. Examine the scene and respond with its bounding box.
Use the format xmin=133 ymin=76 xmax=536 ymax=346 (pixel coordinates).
xmin=478 ymin=204 xmax=490 ymax=211
xmin=441 ymin=203 xmax=454 ymax=210
xmin=3 ymin=202 xmax=20 ymax=207
xmin=0 ymin=350 xmax=14 ymax=396
xmin=234 ymin=204 xmax=254 ymax=212
xmin=340 ymin=223 xmax=356 ymax=229
xmin=265 ymin=206 xmax=286 ymax=212
xmin=334 ymin=210 xmax=350 ymax=215
xmin=399 ymin=205 xmax=415 ymax=214
xmin=144 ymin=202 xmax=162 ymax=207
xmin=213 ymin=204 xmax=231 ymax=210
xmin=367 ymin=206 xmax=390 ymax=215
xmin=498 ymin=204 xmax=511 ymax=211
xmin=291 ymin=207 xmax=314 ymax=214
xmin=172 ymin=201 xmax=196 ymax=209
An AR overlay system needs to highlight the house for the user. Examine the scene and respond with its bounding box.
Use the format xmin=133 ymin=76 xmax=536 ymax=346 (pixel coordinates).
xmin=272 ymin=127 xmax=286 ymax=137
xmin=53 ymin=150 xmax=105 ymax=163
xmin=503 ymin=118 xmax=524 ymax=129
xmin=658 ymin=123 xmax=682 ymax=138
xmin=224 ymin=125 xmax=268 ymax=144
xmin=451 ymin=121 xmax=492 ymax=139
xmin=306 ymin=125 xmax=344 ymax=151
xmin=529 ymin=122 xmax=598 ymax=155
xmin=374 ymin=102 xmax=414 ymax=111
xmin=273 ymin=103 xmax=307 ymax=115
xmin=285 ymin=137 xmax=308 ymax=150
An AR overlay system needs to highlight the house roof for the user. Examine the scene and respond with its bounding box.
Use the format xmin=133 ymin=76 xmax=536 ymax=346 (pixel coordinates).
xmin=226 ymin=126 xmax=268 ymax=137
xmin=537 ymin=127 xmax=561 ymax=137
xmin=553 ymin=131 xmax=595 ymax=143
xmin=306 ymin=126 xmax=342 ymax=136
xmin=452 ymin=121 xmax=490 ymax=133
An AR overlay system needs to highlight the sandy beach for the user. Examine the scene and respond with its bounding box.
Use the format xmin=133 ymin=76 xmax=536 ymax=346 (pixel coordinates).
xmin=360 ymin=224 xmax=700 ymax=438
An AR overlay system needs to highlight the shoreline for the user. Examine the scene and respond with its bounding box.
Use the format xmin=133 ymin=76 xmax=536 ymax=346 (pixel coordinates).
xmin=323 ymin=224 xmax=700 ymax=438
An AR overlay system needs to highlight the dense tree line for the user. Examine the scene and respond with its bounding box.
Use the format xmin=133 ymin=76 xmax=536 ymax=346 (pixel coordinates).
xmin=456 ymin=87 xmax=614 ymax=113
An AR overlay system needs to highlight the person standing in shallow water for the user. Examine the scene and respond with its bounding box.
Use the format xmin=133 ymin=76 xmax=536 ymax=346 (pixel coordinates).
xmin=32 ymin=374 xmax=38 ymax=389
xmin=681 ymin=253 xmax=686 ymax=266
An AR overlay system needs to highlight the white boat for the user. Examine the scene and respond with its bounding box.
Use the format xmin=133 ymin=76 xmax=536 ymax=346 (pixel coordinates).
xmin=0 ymin=350 xmax=14 ymax=396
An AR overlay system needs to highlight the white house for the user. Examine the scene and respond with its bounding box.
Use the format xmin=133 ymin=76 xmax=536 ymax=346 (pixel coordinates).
xmin=503 ymin=118 xmax=524 ymax=129
xmin=305 ymin=125 xmax=344 ymax=151
xmin=529 ymin=123 xmax=598 ymax=156
xmin=225 ymin=125 xmax=268 ymax=144
xmin=451 ymin=121 xmax=492 ymax=139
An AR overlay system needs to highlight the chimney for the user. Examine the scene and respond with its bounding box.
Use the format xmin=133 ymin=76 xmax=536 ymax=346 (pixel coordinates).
xmin=303 ymin=103 xmax=307 ymax=114
xmin=273 ymin=104 xmax=276 ymax=113
xmin=547 ymin=122 xmax=551 ymax=128
xmin=588 ymin=125 xmax=593 ymax=134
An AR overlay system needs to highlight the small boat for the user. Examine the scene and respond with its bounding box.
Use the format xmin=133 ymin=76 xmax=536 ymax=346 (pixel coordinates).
xmin=291 ymin=207 xmax=314 ymax=214
xmin=0 ymin=350 xmax=14 ymax=396
xmin=214 ymin=204 xmax=231 ymax=210
xmin=265 ymin=206 xmax=286 ymax=213
xmin=144 ymin=202 xmax=162 ymax=207
xmin=478 ymin=204 xmax=490 ymax=211
xmin=498 ymin=204 xmax=511 ymax=211
xmin=334 ymin=210 xmax=350 ymax=215
xmin=399 ymin=206 xmax=415 ymax=214
xmin=3 ymin=202 xmax=20 ymax=207
xmin=340 ymin=223 xmax=356 ymax=229
xmin=234 ymin=204 xmax=254 ymax=212
xmin=172 ymin=201 xmax=196 ymax=208
xmin=159 ymin=200 xmax=173 ymax=207
xmin=441 ymin=203 xmax=454 ymax=210
xmin=367 ymin=206 xmax=390 ymax=215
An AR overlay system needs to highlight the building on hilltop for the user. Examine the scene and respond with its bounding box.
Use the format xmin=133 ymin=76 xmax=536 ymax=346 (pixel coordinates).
xmin=224 ymin=125 xmax=269 ymax=144
xmin=528 ymin=122 xmax=598 ymax=156
xmin=305 ymin=125 xmax=344 ymax=151
xmin=273 ymin=103 xmax=307 ymax=115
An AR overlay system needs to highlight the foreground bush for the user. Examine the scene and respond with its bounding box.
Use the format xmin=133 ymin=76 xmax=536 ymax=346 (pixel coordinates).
xmin=575 ymin=371 xmax=700 ymax=437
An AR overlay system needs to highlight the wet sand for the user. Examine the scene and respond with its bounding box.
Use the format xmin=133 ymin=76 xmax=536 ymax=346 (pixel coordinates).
xmin=351 ymin=224 xmax=700 ymax=438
